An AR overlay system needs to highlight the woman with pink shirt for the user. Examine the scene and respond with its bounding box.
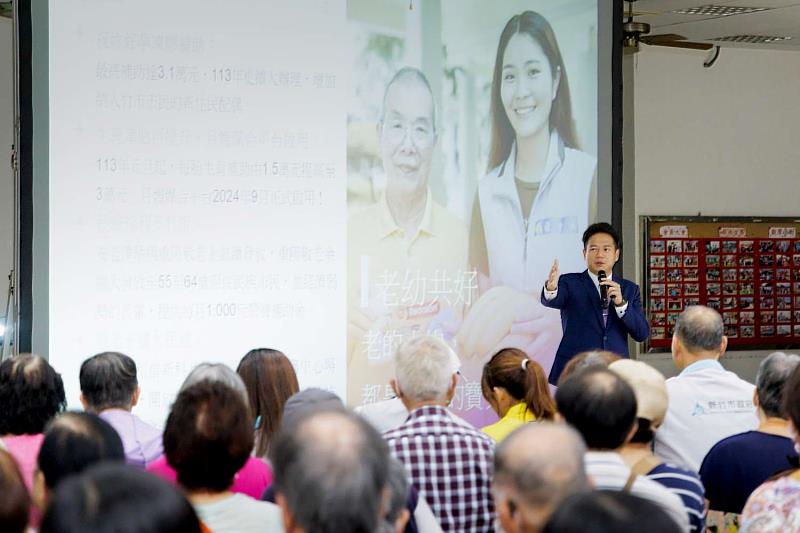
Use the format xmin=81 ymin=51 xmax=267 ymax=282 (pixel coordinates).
xmin=146 ymin=363 xmax=272 ymax=498
xmin=0 ymin=354 xmax=66 ymax=526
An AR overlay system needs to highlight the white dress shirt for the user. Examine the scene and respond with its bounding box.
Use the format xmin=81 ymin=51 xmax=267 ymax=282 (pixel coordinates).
xmin=544 ymin=270 xmax=628 ymax=318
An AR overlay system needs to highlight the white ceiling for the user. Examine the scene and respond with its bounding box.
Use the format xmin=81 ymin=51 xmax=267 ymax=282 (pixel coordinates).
xmin=629 ymin=0 xmax=800 ymax=50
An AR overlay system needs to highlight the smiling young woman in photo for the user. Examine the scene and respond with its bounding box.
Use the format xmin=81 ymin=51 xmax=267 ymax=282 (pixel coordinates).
xmin=465 ymin=10 xmax=597 ymax=376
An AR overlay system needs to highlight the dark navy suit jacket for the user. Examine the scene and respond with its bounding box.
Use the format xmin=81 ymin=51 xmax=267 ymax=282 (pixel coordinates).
xmin=540 ymin=270 xmax=650 ymax=385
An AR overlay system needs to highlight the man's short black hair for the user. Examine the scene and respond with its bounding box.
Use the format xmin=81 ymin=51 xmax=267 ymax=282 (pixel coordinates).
xmin=38 ymin=412 xmax=125 ymax=490
xmin=582 ymin=223 xmax=621 ymax=250
xmin=544 ymin=491 xmax=680 ymax=533
xmin=163 ymin=381 xmax=253 ymax=493
xmin=555 ymin=367 xmax=637 ymax=450
xmin=79 ymin=352 xmax=138 ymax=411
xmin=40 ymin=463 xmax=201 ymax=533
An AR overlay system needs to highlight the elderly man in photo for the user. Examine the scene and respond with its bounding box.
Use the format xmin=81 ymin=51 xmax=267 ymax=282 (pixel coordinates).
xmin=654 ymin=306 xmax=757 ymax=472
xmin=493 ymin=423 xmax=589 ymax=533
xmin=348 ymin=67 xmax=468 ymax=406
xmin=384 ymin=336 xmax=494 ymax=532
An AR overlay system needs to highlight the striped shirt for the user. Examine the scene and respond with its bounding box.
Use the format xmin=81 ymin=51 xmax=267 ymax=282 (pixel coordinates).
xmin=648 ymin=463 xmax=706 ymax=532
xmin=383 ymin=405 xmax=495 ymax=532
xmin=585 ymin=451 xmax=690 ymax=532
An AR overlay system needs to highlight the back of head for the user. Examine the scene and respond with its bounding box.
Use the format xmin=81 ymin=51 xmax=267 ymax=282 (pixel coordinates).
xmin=609 ymin=359 xmax=668 ymax=444
xmin=674 ymin=305 xmax=724 ymax=355
xmin=0 ymin=354 xmax=66 ymax=435
xmin=236 ymin=348 xmax=299 ymax=457
xmin=555 ymin=368 xmax=637 ymax=450
xmin=782 ymin=364 xmax=800 ymax=431
xmin=40 ymin=463 xmax=201 ymax=533
xmin=481 ymin=348 xmax=556 ymax=420
xmin=557 ymin=350 xmax=621 ymax=386
xmin=0 ymin=449 xmax=29 ymax=533
xmin=163 ymin=380 xmax=253 ymax=493
xmin=394 ymin=336 xmax=458 ymax=403
xmin=756 ymin=352 xmax=800 ymax=418
xmin=271 ymin=410 xmax=389 ymax=533
xmin=384 ymin=457 xmax=410 ymax=527
xmin=179 ymin=362 xmax=248 ymax=401
xmin=38 ymin=411 xmax=125 ymax=490
xmin=79 ymin=352 xmax=138 ymax=411
xmin=544 ymin=491 xmax=681 ymax=533
xmin=494 ymin=423 xmax=588 ymax=529
xmin=282 ymin=387 xmax=345 ymax=429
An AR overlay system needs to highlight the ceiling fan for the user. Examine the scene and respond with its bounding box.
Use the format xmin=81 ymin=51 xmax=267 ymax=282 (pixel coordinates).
xmin=623 ymin=0 xmax=713 ymax=51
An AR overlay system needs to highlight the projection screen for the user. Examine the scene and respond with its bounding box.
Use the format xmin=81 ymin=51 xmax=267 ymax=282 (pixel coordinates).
xmin=26 ymin=0 xmax=618 ymax=427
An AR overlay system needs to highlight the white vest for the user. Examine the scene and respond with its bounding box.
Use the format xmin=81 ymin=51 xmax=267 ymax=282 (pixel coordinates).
xmin=478 ymin=132 xmax=596 ymax=292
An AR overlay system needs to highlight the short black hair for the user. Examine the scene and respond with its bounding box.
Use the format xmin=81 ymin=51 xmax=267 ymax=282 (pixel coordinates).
xmin=543 ymin=491 xmax=681 ymax=533
xmin=37 ymin=412 xmax=125 ymax=490
xmin=0 ymin=355 xmax=66 ymax=435
xmin=555 ymin=368 xmax=637 ymax=450
xmin=40 ymin=463 xmax=201 ymax=533
xmin=163 ymin=381 xmax=253 ymax=493
xmin=79 ymin=352 xmax=138 ymax=411
xmin=582 ymin=222 xmax=621 ymax=250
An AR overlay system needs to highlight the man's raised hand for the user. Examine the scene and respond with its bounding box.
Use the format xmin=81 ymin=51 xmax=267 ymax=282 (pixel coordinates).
xmin=546 ymin=259 xmax=560 ymax=291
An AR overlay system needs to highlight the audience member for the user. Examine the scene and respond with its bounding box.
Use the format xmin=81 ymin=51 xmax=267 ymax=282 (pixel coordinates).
xmin=357 ymin=348 xmax=462 ymax=434
xmin=654 ymin=306 xmax=757 ymax=471
xmin=493 ymin=422 xmax=589 ymax=532
xmin=383 ymin=336 xmax=495 ymax=532
xmin=740 ymin=364 xmax=800 ymax=531
xmin=79 ymin=351 xmax=163 ymax=468
xmin=610 ymin=359 xmax=705 ymax=532
xmin=700 ymin=351 xmax=800 ymax=514
xmin=380 ymin=457 xmax=412 ymax=533
xmin=0 ymin=449 xmax=29 ymax=533
xmin=281 ymin=388 xmax=345 ymax=428
xmin=0 ymin=355 xmax=66 ymax=490
xmin=147 ymin=363 xmax=272 ymax=498
xmin=163 ymin=380 xmax=282 ymax=532
xmin=480 ymin=348 xmax=556 ymax=442
xmin=544 ymin=491 xmax=682 ymax=533
xmin=33 ymin=411 xmax=125 ymax=510
xmin=556 ymin=350 xmax=620 ymax=386
xmin=237 ymin=348 xmax=299 ymax=458
xmin=40 ymin=463 xmax=202 ymax=533
xmin=555 ymin=368 xmax=689 ymax=530
xmin=271 ymin=409 xmax=389 ymax=533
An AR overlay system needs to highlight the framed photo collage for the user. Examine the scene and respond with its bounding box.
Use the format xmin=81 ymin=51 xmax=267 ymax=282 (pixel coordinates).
xmin=643 ymin=217 xmax=800 ymax=351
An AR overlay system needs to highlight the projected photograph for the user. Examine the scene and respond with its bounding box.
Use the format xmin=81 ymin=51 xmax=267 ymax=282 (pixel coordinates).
xmin=346 ymin=0 xmax=599 ymax=423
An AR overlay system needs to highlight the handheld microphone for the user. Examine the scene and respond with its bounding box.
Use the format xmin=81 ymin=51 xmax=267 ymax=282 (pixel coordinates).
xmin=598 ymin=270 xmax=609 ymax=309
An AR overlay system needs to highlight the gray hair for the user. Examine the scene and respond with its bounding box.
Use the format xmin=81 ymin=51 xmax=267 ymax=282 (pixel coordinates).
xmin=756 ymin=352 xmax=800 ymax=418
xmin=674 ymin=305 xmax=724 ymax=353
xmin=394 ymin=336 xmax=458 ymax=402
xmin=494 ymin=423 xmax=589 ymax=517
xmin=380 ymin=66 xmax=437 ymax=133
xmin=271 ymin=410 xmax=389 ymax=533
xmin=384 ymin=457 xmax=409 ymax=526
xmin=179 ymin=363 xmax=248 ymax=404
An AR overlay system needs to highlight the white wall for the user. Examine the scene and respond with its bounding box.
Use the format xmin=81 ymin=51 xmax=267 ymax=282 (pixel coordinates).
xmin=0 ymin=18 xmax=13 ymax=329
xmin=630 ymin=45 xmax=800 ymax=379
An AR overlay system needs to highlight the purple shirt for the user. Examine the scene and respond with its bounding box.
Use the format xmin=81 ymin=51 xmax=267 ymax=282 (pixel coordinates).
xmin=99 ymin=409 xmax=163 ymax=469
xmin=384 ymin=405 xmax=495 ymax=532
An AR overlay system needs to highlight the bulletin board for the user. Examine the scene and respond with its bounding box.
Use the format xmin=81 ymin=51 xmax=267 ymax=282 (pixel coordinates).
xmin=641 ymin=216 xmax=800 ymax=352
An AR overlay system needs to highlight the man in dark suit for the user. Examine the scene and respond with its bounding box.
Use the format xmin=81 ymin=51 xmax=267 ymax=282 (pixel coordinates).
xmin=541 ymin=223 xmax=650 ymax=385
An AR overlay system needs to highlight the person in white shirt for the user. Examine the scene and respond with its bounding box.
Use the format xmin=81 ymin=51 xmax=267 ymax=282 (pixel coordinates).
xmin=654 ymin=305 xmax=757 ymax=472
xmin=556 ymin=367 xmax=690 ymax=531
